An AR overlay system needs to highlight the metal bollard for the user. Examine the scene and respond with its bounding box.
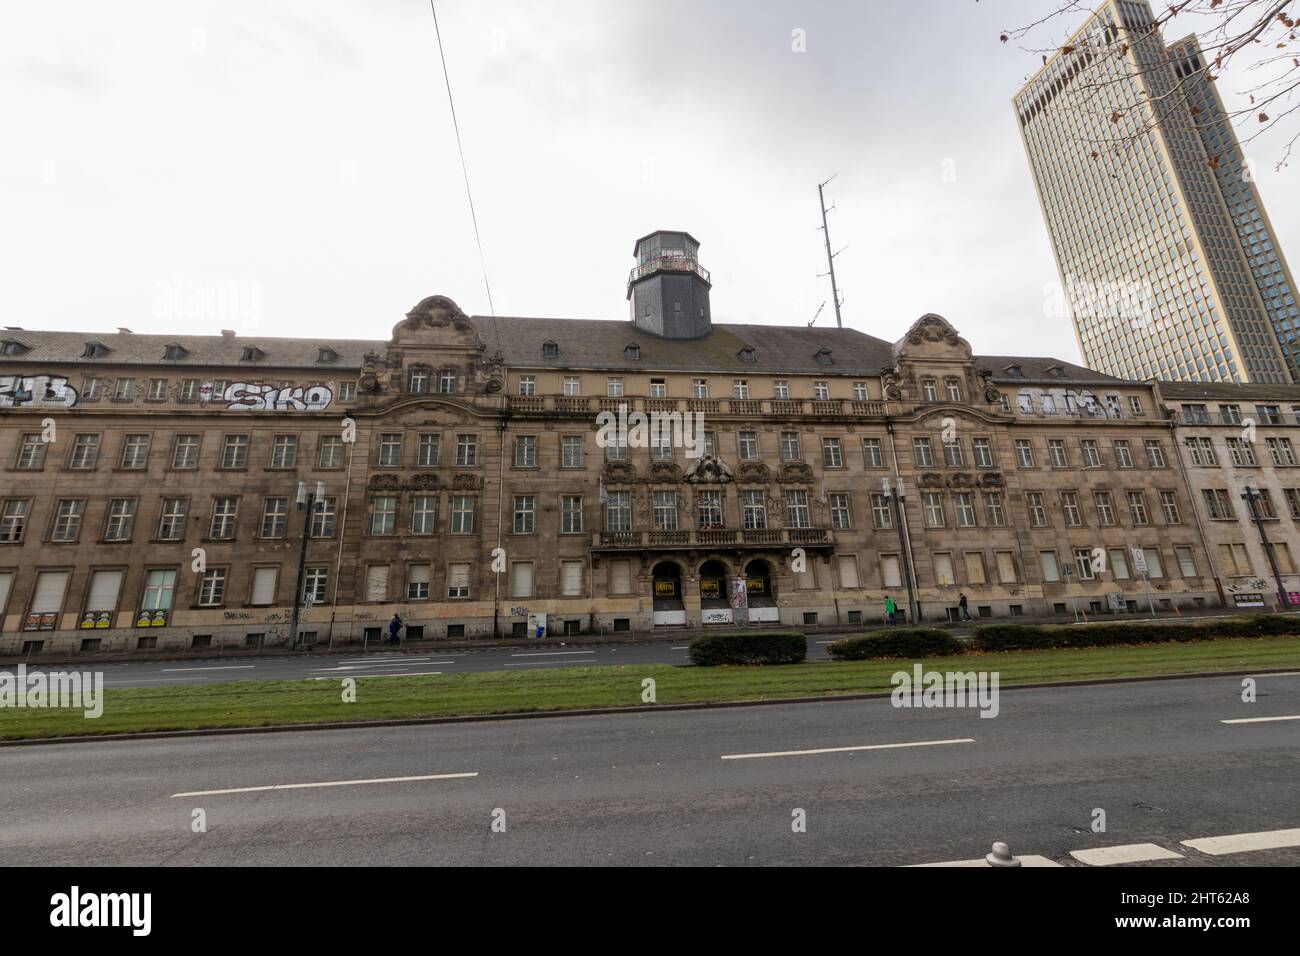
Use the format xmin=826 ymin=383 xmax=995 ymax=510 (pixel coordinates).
xmin=986 ymin=842 xmax=1022 ymax=867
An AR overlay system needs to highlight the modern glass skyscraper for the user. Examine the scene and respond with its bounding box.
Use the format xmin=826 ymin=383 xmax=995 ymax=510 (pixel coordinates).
xmin=1014 ymin=0 xmax=1295 ymax=385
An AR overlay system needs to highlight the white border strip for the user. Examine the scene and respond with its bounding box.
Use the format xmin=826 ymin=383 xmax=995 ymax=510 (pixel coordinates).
xmin=721 ymin=738 xmax=974 ymax=761
xmin=172 ymin=771 xmax=478 ymax=798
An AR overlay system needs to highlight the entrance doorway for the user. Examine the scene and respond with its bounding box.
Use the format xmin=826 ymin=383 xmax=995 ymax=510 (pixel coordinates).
xmin=699 ymin=559 xmax=732 ymax=624
xmin=651 ymin=562 xmax=685 ymax=626
xmin=745 ymin=559 xmax=779 ymax=623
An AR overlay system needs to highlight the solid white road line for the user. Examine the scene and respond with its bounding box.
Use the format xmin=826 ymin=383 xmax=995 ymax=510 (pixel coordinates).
xmin=1069 ymin=843 xmax=1183 ymax=866
xmin=721 ymin=738 xmax=975 ymax=761
xmin=1182 ymin=828 xmax=1300 ymax=856
xmin=104 ymin=676 xmax=208 ymax=685
xmin=504 ymin=661 xmax=590 ymax=667
xmin=171 ymin=771 xmax=478 ymax=798
xmin=160 ymin=665 xmax=255 ymax=672
xmin=309 ymin=671 xmax=444 ymax=680
xmin=909 ymin=855 xmax=1063 ymax=868
xmin=1220 ymin=714 xmax=1300 ymax=724
xmin=338 ymin=657 xmax=446 ymax=664
xmin=308 ymin=661 xmax=454 ymax=672
xmin=670 ymin=646 xmax=690 ymax=650
xmin=509 ymin=650 xmax=596 ymax=657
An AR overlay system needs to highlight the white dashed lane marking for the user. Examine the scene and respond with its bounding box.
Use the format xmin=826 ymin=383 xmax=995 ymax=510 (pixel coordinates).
xmin=1069 ymin=843 xmax=1184 ymax=866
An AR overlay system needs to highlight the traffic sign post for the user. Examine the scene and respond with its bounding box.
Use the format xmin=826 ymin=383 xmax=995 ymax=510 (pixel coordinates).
xmin=1131 ymin=547 xmax=1155 ymax=617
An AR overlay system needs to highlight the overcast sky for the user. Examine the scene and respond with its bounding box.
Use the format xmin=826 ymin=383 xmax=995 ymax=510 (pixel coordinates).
xmin=3 ymin=0 xmax=1297 ymax=364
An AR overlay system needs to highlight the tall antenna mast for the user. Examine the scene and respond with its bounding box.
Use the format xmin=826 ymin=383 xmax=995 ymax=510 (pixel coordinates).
xmin=817 ymin=176 xmax=844 ymax=329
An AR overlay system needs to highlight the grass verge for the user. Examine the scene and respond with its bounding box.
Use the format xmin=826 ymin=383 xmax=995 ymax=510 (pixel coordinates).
xmin=3 ymin=635 xmax=1299 ymax=741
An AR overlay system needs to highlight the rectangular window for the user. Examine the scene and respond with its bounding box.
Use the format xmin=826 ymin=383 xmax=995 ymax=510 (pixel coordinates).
xmin=654 ymin=491 xmax=679 ymax=531
xmin=995 ymin=551 xmax=1017 ymax=584
xmin=1184 ymin=437 xmax=1216 ymax=466
xmin=518 ymin=375 xmax=536 ymax=397
xmin=304 ymin=567 xmax=329 ymax=604
xmin=881 ymin=555 xmax=903 ymax=589
xmin=1094 ymin=491 xmax=1116 ymax=526
xmin=871 ymin=493 xmax=892 ymax=529
xmin=378 ymin=433 xmax=402 ymax=467
xmin=852 ymin=382 xmax=868 ymax=401
xmin=785 ymin=490 xmax=810 ymax=529
xmin=697 ymin=490 xmax=723 ymax=529
xmin=271 ymin=435 xmax=297 ymax=468
xmin=171 ymin=434 xmax=200 ymax=469
xmin=953 ymin=493 xmax=976 ymax=528
xmin=692 ymin=379 xmax=708 ymax=398
xmin=120 ymin=434 xmax=150 ymax=469
xmin=973 ymin=438 xmax=993 ymax=468
xmin=942 ymin=440 xmax=964 ymax=467
xmin=1109 ymin=548 xmax=1130 ymax=580
xmin=16 ymin=434 xmax=46 ymax=470
xmin=561 ymin=561 xmax=584 ymax=596
xmin=198 ymin=569 xmax=226 ymax=607
xmin=862 ymin=438 xmax=883 ymax=468
xmin=732 ymin=379 xmax=749 ymax=399
xmin=142 ymin=569 xmax=177 ymax=610
xmin=513 ymin=495 xmax=535 ymax=534
xmin=649 ymin=378 xmax=666 ymax=398
xmin=608 ymin=559 xmax=632 ymax=594
xmin=365 ymin=565 xmax=389 ymax=602
xmin=1159 ymin=490 xmax=1181 ymax=524
xmin=0 ymin=500 xmax=30 ymax=543
xmin=407 ymin=563 xmax=431 ymax=600
xmin=606 ymin=490 xmax=631 ymax=531
xmin=104 ymin=498 xmax=136 ymax=541
xmin=221 ymin=435 xmax=249 ymax=469
xmin=411 ymin=495 xmax=437 ymax=534
xmin=1145 ymin=440 xmax=1166 ymax=468
xmin=830 ymin=493 xmax=851 ymax=530
xmin=813 ymin=381 xmax=829 ymax=400
xmin=738 ymin=432 xmax=758 ymax=460
xmin=157 ymin=498 xmax=187 ymax=541
xmin=69 ymin=434 xmax=100 ymax=469
xmin=923 ymin=492 xmax=945 ymax=528
xmin=822 ymin=437 xmax=843 ymax=468
xmin=310 ymin=497 xmax=336 ymax=538
xmin=742 ymin=490 xmax=767 ymax=530
xmin=1142 ymin=548 xmax=1164 ymax=578
xmin=1226 ymin=437 xmax=1257 ymax=466
xmin=447 ymin=563 xmax=471 ymax=599
xmin=1074 ymin=549 xmax=1095 ymax=581
xmin=450 ymin=496 xmax=475 ymax=534
xmin=1015 ymin=440 xmax=1034 ymax=468
xmin=1202 ymin=489 xmax=1235 ymax=520
xmin=1114 ymin=440 xmax=1133 ymax=468
xmin=250 ymin=567 xmax=278 ymax=606
xmin=1048 ymin=440 xmax=1068 ymax=467
xmin=983 ymin=491 xmax=1005 ymax=527
xmin=933 ymin=552 xmax=955 ymax=587
xmin=179 ymin=379 xmax=200 ymax=402
xmin=838 ymin=555 xmax=860 ymax=589
xmin=261 ymin=497 xmax=288 ymax=538
xmin=208 ymin=497 xmax=237 ymax=539
xmin=1267 ymin=437 xmax=1296 ymax=466
xmin=964 ymin=552 xmax=987 ymax=585
xmin=913 ymin=438 xmax=934 ymax=467
xmin=1059 ymin=491 xmax=1082 ymax=526
xmin=371 ymin=496 xmax=398 ymax=535
xmin=511 ymin=562 xmax=534 ymax=598
xmin=438 ymin=371 xmax=456 ymax=394
xmin=1039 ymin=551 xmax=1061 ymax=583
xmin=51 ymin=499 xmax=85 ymax=542
xmin=561 ymin=436 xmax=582 ymax=468
xmin=781 ymin=432 xmax=801 ymax=461
xmin=562 ymin=494 xmax=584 ymax=533
xmin=318 ymin=435 xmax=344 ymax=468
xmin=515 ymin=435 xmax=537 ymax=467
xmin=456 ymin=434 xmax=477 ymax=466
xmin=1127 ymin=491 xmax=1150 ymax=526
xmin=1081 ymin=440 xmax=1100 ymax=468
xmin=607 ymin=378 xmax=624 ymax=398
xmin=1175 ymin=547 xmax=1198 ymax=578
xmin=563 ymin=376 xmax=580 ymax=396
xmin=1026 ymin=492 xmax=1048 ymax=527
xmin=114 ymin=378 xmax=136 ymax=401
xmin=417 ymin=433 xmax=440 ymax=467
xmin=773 ymin=380 xmax=790 ymax=399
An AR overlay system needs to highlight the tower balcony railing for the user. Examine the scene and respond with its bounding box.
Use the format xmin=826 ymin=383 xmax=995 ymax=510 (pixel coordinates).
xmin=627 ymin=254 xmax=711 ymax=287
xmin=507 ymin=395 xmax=891 ymax=419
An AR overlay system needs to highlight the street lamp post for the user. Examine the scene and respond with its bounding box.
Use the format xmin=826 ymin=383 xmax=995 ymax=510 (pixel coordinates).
xmin=884 ymin=477 xmax=919 ymax=625
xmin=290 ymin=480 xmax=326 ymax=650
xmin=1241 ymin=485 xmax=1290 ymax=610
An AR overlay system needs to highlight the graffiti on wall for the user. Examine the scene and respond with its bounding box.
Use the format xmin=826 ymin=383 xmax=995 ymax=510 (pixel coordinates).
xmin=0 ymin=374 xmax=79 ymax=408
xmin=1015 ymin=385 xmax=1112 ymax=417
xmin=222 ymin=382 xmax=333 ymax=411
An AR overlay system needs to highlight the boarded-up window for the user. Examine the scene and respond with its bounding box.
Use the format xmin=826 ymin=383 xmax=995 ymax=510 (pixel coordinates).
xmin=31 ymin=571 xmax=70 ymax=613
xmin=964 ymin=552 xmax=986 ymax=585
xmin=795 ymin=560 xmax=816 ymax=590
xmin=85 ymin=569 xmax=124 ymax=612
xmin=447 ymin=563 xmax=470 ymax=598
xmin=561 ymin=561 xmax=583 ymax=596
xmin=511 ymin=562 xmax=534 ymax=598
xmin=880 ymin=555 xmax=902 ymax=589
xmin=933 ymin=553 xmax=955 ymax=587
xmin=1039 ymin=552 xmax=1060 ymax=583
xmin=0 ymin=571 xmax=12 ymax=616
xmin=250 ymin=567 xmax=277 ymax=605
xmin=407 ymin=564 xmax=430 ymax=600
xmin=995 ymin=551 xmax=1016 ymax=584
xmin=609 ymin=559 xmax=632 ymax=595
xmin=837 ymin=555 xmax=859 ymax=589
xmin=365 ymin=565 xmax=389 ymax=602
xmin=1142 ymin=548 xmax=1164 ymax=579
xmin=1109 ymin=549 xmax=1130 ymax=579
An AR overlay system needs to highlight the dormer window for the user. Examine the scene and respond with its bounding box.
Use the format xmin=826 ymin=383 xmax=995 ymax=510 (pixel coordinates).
xmin=1004 ymin=364 xmax=1025 ymax=379
xmin=240 ymin=346 xmax=265 ymax=362
xmin=814 ymin=348 xmax=833 ymax=365
xmin=624 ymin=344 xmax=641 ymax=360
xmin=1046 ymin=364 xmax=1066 ymax=379
xmin=738 ymin=347 xmax=756 ymax=363
xmin=0 ymin=339 xmax=30 ymax=356
xmin=317 ymin=347 xmax=338 ymax=364
xmin=82 ymin=341 xmax=112 ymax=359
xmin=542 ymin=341 xmax=559 ymax=358
xmin=163 ymin=343 xmax=188 ymax=361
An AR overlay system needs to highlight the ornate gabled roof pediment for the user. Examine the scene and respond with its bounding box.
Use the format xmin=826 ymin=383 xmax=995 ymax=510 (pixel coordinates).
xmin=893 ymin=313 xmax=972 ymax=363
xmin=392 ymin=296 xmax=485 ymax=350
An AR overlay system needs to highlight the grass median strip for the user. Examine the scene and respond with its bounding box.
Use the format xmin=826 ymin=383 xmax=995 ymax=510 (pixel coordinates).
xmin=3 ymin=635 xmax=1299 ymax=740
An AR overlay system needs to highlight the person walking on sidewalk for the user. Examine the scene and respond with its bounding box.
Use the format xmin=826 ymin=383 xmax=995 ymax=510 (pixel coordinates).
xmin=884 ymin=595 xmax=897 ymax=627
xmin=958 ymin=593 xmax=971 ymax=623
xmin=388 ymin=613 xmax=403 ymax=646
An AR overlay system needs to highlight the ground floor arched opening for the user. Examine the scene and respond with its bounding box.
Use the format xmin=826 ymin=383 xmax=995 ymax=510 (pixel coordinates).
xmin=651 ymin=561 xmax=685 ymax=626
xmin=744 ymin=558 xmax=779 ymax=624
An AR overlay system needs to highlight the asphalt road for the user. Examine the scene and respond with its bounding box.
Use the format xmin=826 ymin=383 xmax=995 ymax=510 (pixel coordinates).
xmin=12 ymin=639 xmax=840 ymax=688
xmin=2 ymin=671 xmax=1297 ymax=866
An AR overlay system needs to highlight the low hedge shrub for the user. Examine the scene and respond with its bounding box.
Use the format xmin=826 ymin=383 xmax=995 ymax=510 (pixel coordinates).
xmin=826 ymin=628 xmax=962 ymax=660
xmin=688 ymin=632 xmax=807 ymax=666
xmin=970 ymin=614 xmax=1300 ymax=651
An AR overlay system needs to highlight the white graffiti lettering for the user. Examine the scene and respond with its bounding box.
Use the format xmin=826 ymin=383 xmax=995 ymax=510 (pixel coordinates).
xmin=223 ymin=382 xmax=333 ymax=411
xmin=0 ymin=375 xmax=79 ymax=408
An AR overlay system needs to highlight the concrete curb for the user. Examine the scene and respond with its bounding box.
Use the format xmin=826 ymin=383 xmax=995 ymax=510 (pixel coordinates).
xmin=2 ymin=665 xmax=1296 ymax=748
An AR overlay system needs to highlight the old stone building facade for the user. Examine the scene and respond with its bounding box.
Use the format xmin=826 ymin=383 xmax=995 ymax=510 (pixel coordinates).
xmin=3 ymin=233 xmax=1300 ymax=654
